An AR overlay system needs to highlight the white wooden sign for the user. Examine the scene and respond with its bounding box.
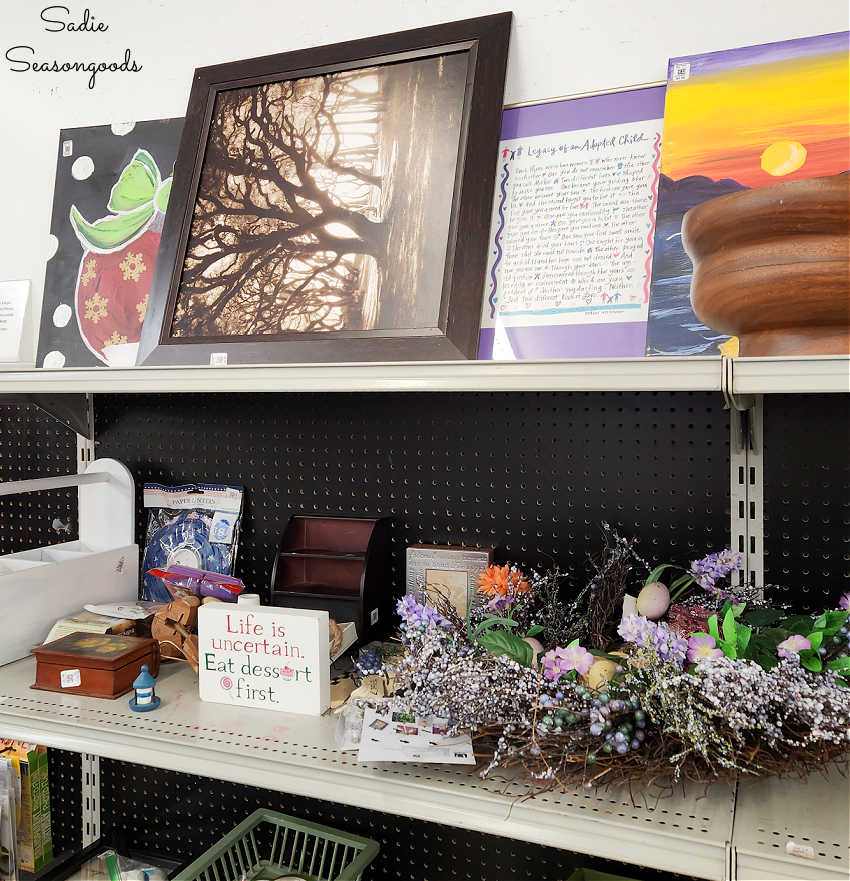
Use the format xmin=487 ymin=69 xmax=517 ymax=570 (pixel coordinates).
xmin=198 ymin=604 xmax=330 ymax=715
xmin=0 ymin=280 xmax=33 ymax=364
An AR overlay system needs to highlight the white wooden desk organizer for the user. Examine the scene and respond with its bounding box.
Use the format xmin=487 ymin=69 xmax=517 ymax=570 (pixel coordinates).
xmin=0 ymin=458 xmax=138 ymax=665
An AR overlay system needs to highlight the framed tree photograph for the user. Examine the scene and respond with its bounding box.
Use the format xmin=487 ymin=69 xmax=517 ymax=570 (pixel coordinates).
xmin=138 ymin=13 xmax=512 ymax=365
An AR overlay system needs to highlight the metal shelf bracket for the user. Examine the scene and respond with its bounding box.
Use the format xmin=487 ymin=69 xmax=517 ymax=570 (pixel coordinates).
xmin=0 ymin=393 xmax=94 ymax=439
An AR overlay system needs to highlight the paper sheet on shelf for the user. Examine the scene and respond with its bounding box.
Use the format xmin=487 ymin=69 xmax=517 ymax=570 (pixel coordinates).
xmin=83 ymin=601 xmax=161 ymax=620
xmin=43 ymin=610 xmax=127 ymax=644
xmin=357 ymin=701 xmax=475 ymax=764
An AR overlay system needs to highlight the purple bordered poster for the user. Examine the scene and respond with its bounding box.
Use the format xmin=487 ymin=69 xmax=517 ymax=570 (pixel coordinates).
xmin=478 ymin=86 xmax=666 ymax=360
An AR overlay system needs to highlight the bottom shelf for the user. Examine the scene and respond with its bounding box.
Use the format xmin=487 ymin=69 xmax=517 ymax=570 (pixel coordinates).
xmin=0 ymin=657 xmax=845 ymax=880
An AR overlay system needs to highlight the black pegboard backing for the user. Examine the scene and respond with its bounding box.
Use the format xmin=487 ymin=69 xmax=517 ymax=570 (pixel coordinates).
xmin=94 ymin=391 xmax=730 ymax=602
xmin=0 ymin=405 xmax=78 ymax=554
xmin=763 ymin=394 xmax=850 ymax=612
xmin=98 ymin=757 xmax=697 ymax=881
xmin=47 ymin=749 xmax=82 ymax=856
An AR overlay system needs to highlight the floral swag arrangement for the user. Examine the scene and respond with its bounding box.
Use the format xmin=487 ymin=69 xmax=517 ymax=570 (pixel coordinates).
xmin=385 ymin=527 xmax=850 ymax=791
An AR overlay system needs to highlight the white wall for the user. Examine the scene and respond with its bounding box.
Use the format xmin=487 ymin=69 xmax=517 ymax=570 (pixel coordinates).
xmin=1 ymin=0 xmax=847 ymax=349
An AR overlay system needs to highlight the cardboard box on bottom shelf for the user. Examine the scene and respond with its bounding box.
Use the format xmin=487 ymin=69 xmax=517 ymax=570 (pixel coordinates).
xmin=0 ymin=742 xmax=52 ymax=873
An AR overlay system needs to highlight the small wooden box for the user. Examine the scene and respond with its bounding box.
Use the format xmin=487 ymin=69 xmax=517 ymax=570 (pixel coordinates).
xmin=31 ymin=633 xmax=160 ymax=700
xmin=269 ymin=515 xmax=391 ymax=643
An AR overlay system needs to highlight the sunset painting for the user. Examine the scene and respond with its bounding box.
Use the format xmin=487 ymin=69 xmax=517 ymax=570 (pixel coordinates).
xmin=646 ymin=32 xmax=850 ymax=355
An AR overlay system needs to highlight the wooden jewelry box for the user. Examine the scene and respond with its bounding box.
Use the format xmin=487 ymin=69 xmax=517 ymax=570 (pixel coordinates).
xmin=31 ymin=633 xmax=160 ymax=700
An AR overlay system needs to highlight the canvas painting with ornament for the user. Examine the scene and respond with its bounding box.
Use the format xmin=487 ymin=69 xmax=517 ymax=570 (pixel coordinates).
xmin=37 ymin=118 xmax=183 ymax=368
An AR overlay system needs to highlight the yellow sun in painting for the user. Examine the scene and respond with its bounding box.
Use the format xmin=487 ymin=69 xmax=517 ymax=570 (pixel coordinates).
xmin=760 ymin=140 xmax=807 ymax=176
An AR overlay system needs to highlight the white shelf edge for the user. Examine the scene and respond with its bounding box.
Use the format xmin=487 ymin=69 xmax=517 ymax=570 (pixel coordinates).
xmin=731 ymin=356 xmax=850 ymax=395
xmin=0 ymin=357 xmax=723 ymax=394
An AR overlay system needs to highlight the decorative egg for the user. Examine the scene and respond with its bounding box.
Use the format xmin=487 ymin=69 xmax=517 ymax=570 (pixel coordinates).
xmin=522 ymin=636 xmax=544 ymax=664
xmin=581 ymin=658 xmax=619 ymax=692
xmin=636 ymin=582 xmax=670 ymax=620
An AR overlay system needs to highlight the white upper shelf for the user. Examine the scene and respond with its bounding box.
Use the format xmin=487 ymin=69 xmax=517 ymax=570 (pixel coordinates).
xmin=0 ymin=356 xmax=846 ymax=395
xmin=730 ymin=355 xmax=850 ymax=395
xmin=0 ymin=357 xmax=722 ymax=393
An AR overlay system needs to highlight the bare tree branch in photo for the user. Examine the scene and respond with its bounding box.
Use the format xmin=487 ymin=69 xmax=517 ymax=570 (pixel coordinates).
xmin=171 ymin=68 xmax=387 ymax=337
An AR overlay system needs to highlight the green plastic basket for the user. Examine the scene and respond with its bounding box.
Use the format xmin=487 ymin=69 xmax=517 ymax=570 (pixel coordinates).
xmin=175 ymin=808 xmax=380 ymax=881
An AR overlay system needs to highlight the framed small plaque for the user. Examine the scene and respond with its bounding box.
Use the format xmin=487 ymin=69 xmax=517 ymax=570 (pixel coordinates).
xmin=405 ymin=544 xmax=493 ymax=616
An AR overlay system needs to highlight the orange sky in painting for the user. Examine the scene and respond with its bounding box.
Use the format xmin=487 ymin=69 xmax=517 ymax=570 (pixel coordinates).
xmin=662 ymin=50 xmax=850 ymax=187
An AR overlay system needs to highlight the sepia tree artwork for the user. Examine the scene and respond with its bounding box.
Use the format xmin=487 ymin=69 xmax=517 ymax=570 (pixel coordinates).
xmin=170 ymin=53 xmax=468 ymax=339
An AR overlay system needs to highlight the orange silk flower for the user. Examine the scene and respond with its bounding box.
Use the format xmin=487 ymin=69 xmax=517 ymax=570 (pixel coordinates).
xmin=477 ymin=564 xmax=530 ymax=597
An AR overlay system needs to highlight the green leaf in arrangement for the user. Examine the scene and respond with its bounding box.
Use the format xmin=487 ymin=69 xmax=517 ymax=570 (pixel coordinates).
xmin=755 ymin=652 xmax=779 ymax=670
xmin=806 ymin=630 xmax=824 ymax=651
xmin=708 ymin=615 xmax=720 ymax=643
xmin=670 ymin=573 xmax=694 ymax=589
xmin=741 ymin=608 xmax=784 ymax=628
xmin=736 ymin=624 xmax=752 ymax=655
xmin=70 ymin=203 xmax=154 ymax=252
xmin=745 ymin=633 xmax=783 ymax=668
xmin=826 ymin=656 xmax=850 ymax=672
xmin=107 ymin=149 xmax=159 ymax=212
xmin=587 ymin=648 xmax=621 ymax=661
xmin=154 ymin=177 xmax=172 ymax=214
xmin=472 ymin=616 xmax=519 ymax=639
xmin=813 ymin=613 xmax=827 ymax=630
xmin=780 ymin=614 xmax=815 ymax=634
xmin=645 ymin=564 xmax=682 ymax=586
xmin=722 ymin=608 xmax=738 ymax=645
xmin=477 ymin=629 xmax=533 ymax=667
xmin=525 ymin=624 xmax=544 ymax=637
xmin=818 ymin=610 xmax=849 ymax=636
xmin=760 ymin=627 xmax=792 ymax=648
xmin=799 ymin=650 xmax=822 ymax=673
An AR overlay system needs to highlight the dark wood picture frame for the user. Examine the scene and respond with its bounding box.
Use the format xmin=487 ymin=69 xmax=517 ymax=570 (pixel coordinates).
xmin=138 ymin=13 xmax=512 ymax=366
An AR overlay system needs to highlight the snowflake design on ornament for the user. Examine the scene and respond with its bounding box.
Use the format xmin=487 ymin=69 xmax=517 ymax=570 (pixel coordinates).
xmin=84 ymin=292 xmax=108 ymax=324
xmin=119 ymin=251 xmax=146 ymax=282
xmin=104 ymin=331 xmax=128 ymax=347
xmin=81 ymin=258 xmax=97 ymax=286
xmin=136 ymin=296 xmax=148 ymax=323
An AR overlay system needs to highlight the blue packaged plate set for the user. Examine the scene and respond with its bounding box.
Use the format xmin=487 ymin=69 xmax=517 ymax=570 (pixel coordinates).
xmin=141 ymin=483 xmax=244 ymax=603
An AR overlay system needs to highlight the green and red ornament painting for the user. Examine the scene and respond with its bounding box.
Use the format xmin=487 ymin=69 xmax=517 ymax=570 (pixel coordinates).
xmin=38 ymin=119 xmax=183 ymax=367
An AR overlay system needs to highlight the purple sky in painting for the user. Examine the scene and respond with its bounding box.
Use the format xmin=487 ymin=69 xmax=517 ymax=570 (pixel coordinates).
xmin=668 ymin=30 xmax=849 ymax=79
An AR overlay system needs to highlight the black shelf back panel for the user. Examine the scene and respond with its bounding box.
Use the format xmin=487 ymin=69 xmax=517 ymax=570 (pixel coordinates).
xmin=763 ymin=393 xmax=850 ymax=611
xmin=0 ymin=404 xmax=78 ymax=553
xmin=94 ymin=391 xmax=730 ymax=601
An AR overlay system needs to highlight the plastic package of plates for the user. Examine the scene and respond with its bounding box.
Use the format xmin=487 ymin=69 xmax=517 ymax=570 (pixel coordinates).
xmin=141 ymin=483 xmax=244 ymax=603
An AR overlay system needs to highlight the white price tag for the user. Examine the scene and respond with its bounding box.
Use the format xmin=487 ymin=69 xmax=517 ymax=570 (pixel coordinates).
xmin=60 ymin=669 xmax=81 ymax=688
xmin=786 ymin=841 xmax=815 ymax=860
xmin=671 ymin=61 xmax=691 ymax=81
xmin=210 ymin=352 xmax=228 ymax=367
